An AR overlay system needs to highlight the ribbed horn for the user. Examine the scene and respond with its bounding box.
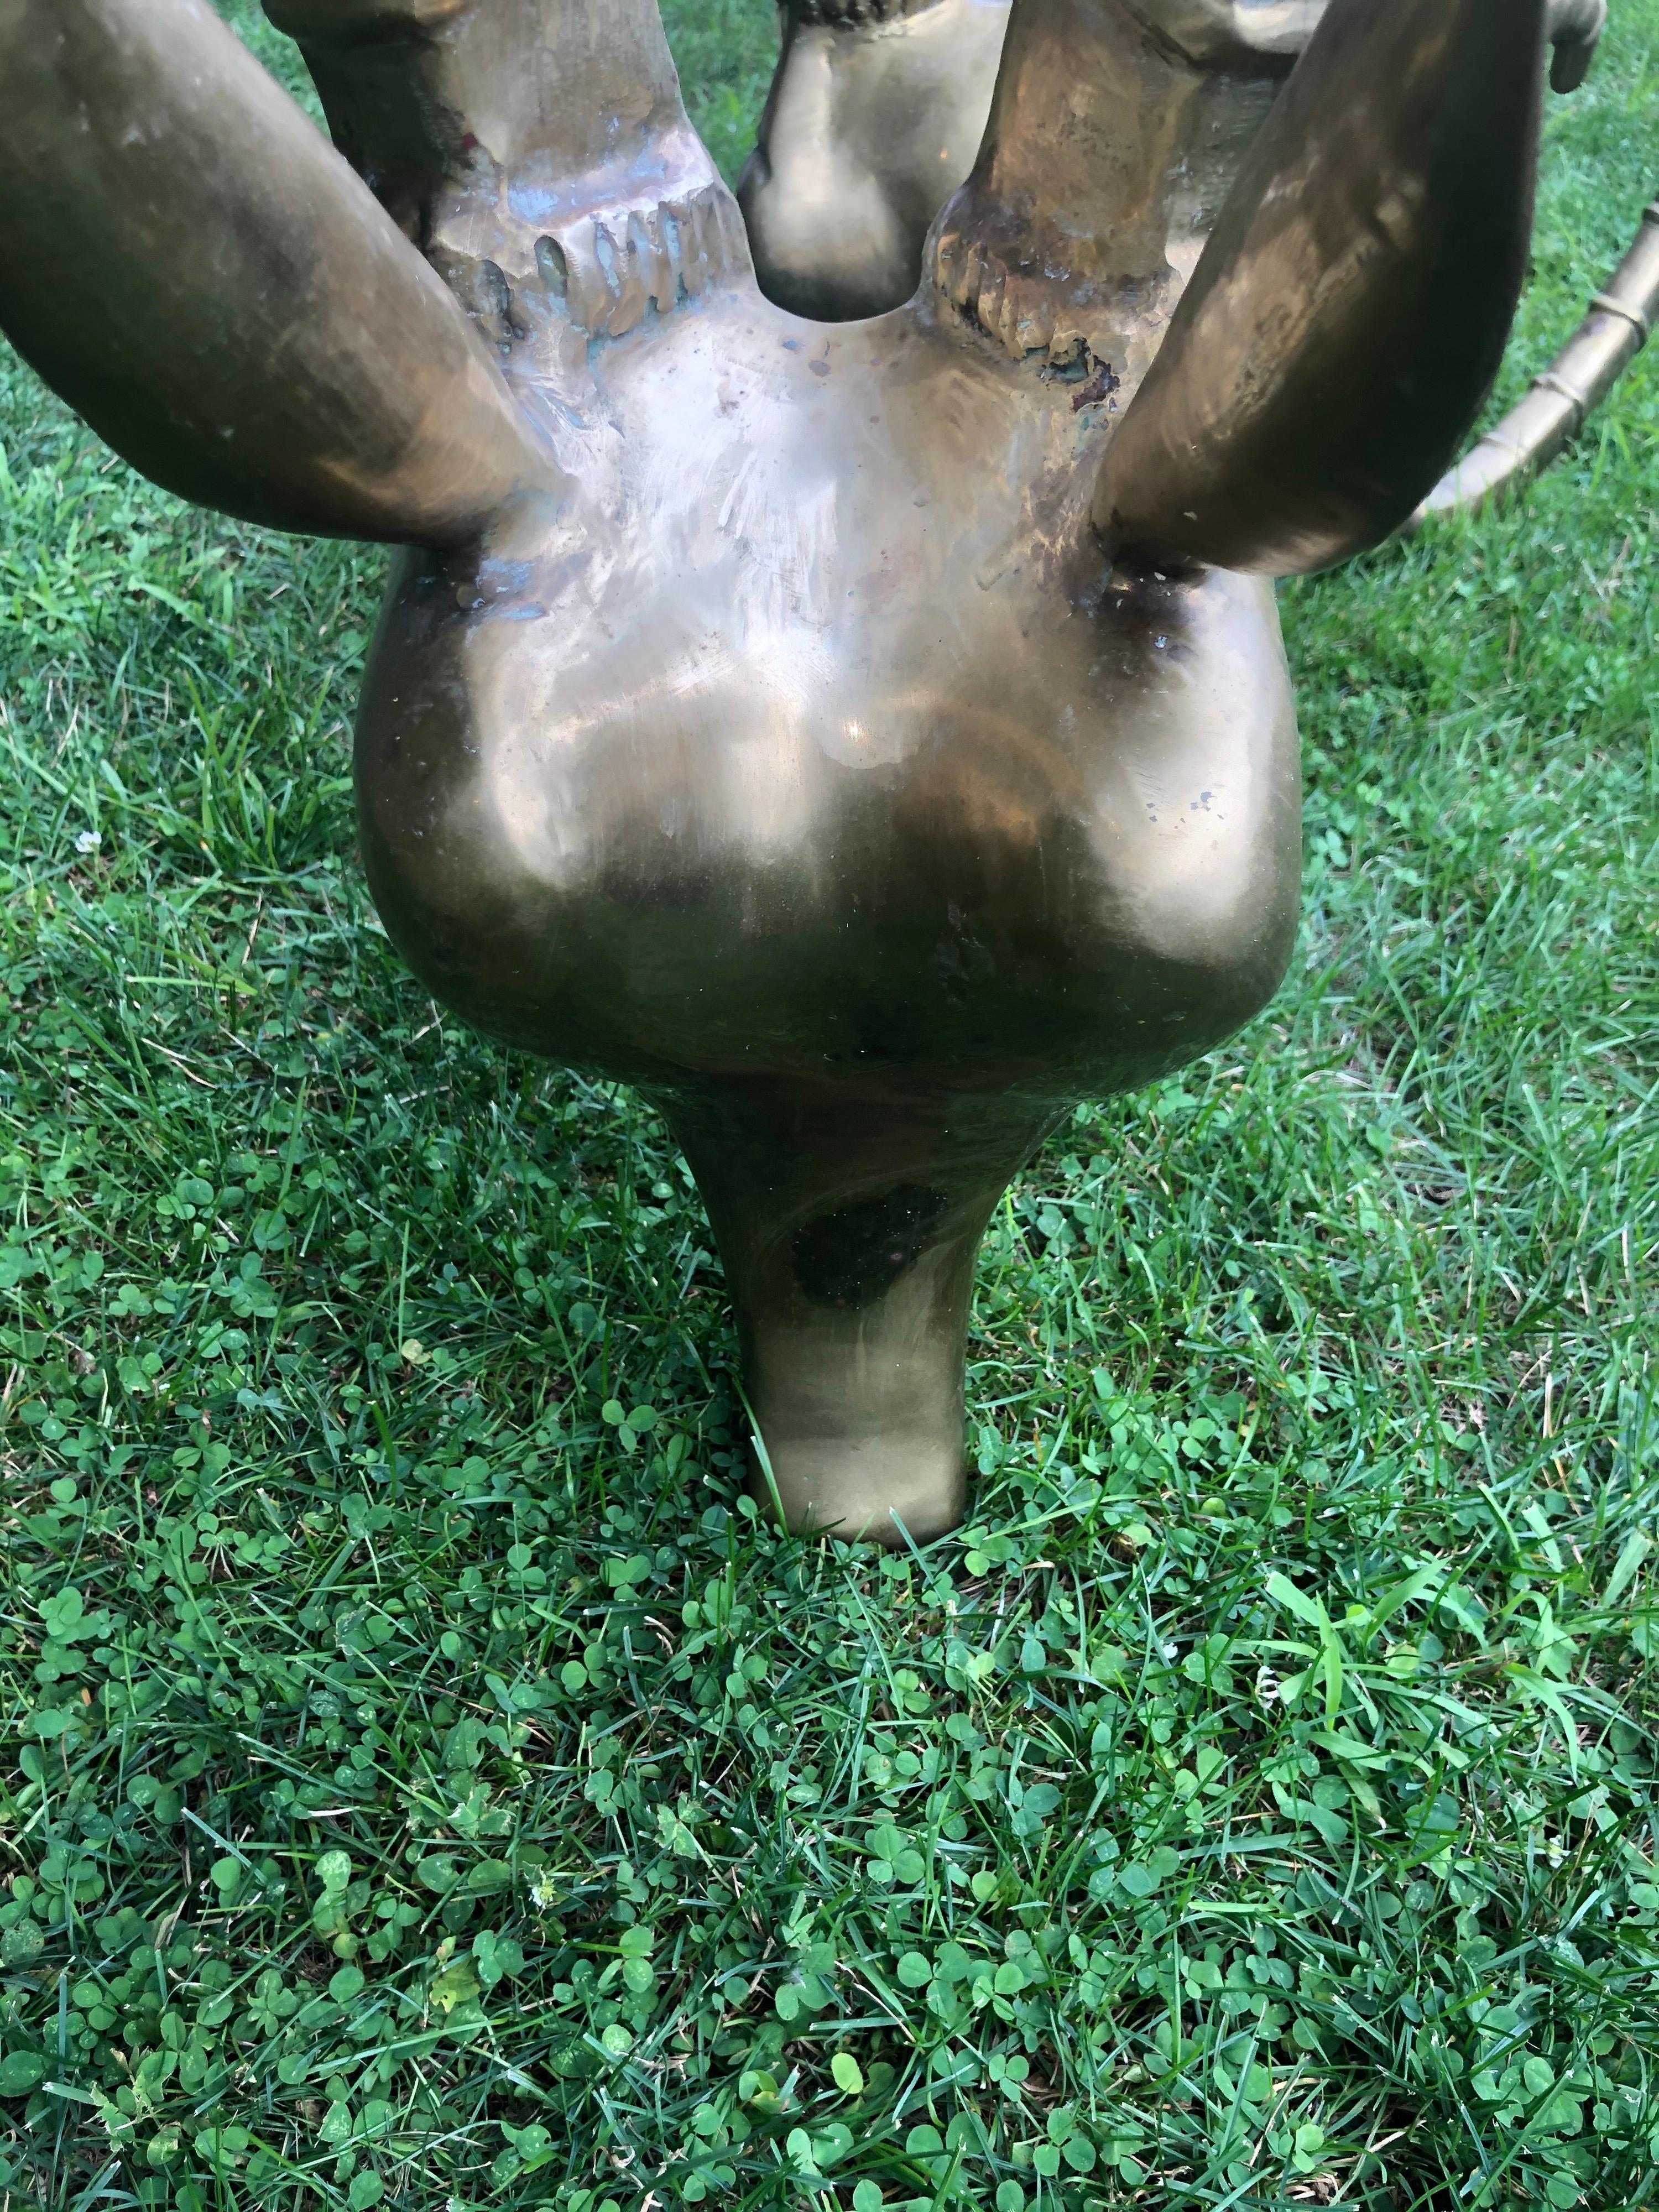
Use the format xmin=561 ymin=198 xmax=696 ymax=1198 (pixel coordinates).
xmin=265 ymin=0 xmax=748 ymax=340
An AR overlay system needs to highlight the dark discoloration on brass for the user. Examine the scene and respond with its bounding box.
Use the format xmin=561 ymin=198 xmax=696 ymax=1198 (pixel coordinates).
xmin=794 ymin=1188 xmax=952 ymax=1312
xmin=0 ymin=0 xmax=1566 ymax=1540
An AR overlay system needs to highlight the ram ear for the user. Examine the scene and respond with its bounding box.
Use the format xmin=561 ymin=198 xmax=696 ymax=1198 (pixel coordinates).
xmin=1091 ymin=0 xmax=1547 ymax=577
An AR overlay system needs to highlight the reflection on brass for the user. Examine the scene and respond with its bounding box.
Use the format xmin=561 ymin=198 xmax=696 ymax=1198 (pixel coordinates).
xmin=0 ymin=0 xmax=1567 ymax=1540
xmin=739 ymin=0 xmax=1013 ymax=322
xmin=744 ymin=0 xmax=1604 ymax=325
xmin=1415 ymin=199 xmax=1659 ymax=527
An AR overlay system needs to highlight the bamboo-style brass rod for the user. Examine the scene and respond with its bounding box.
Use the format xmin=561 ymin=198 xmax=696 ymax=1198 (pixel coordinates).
xmin=1412 ymin=197 xmax=1659 ymax=526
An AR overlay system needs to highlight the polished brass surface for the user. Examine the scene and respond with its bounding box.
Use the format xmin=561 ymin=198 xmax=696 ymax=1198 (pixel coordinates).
xmin=739 ymin=0 xmax=1012 ymax=321
xmin=0 ymin=0 xmax=1559 ymax=1540
xmin=265 ymin=0 xmax=750 ymax=343
xmin=1091 ymin=0 xmax=1550 ymax=573
xmin=0 ymin=0 xmax=549 ymax=541
xmin=743 ymin=0 xmax=1604 ymax=326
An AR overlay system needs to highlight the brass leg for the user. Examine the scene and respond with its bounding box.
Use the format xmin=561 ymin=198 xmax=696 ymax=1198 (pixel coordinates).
xmin=662 ymin=1080 xmax=1057 ymax=1545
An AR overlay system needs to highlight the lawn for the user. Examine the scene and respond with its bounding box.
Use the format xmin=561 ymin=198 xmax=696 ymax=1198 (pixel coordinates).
xmin=0 ymin=4 xmax=1654 ymax=2210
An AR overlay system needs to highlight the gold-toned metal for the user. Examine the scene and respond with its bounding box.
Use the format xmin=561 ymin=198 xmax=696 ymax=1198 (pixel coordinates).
xmin=0 ymin=0 xmax=1562 ymax=1540
xmin=0 ymin=0 xmax=551 ymax=542
xmin=739 ymin=0 xmax=1013 ymax=321
xmin=741 ymin=0 xmax=1631 ymax=530
xmin=265 ymin=0 xmax=751 ymax=345
xmin=743 ymin=0 xmax=1604 ymax=325
xmin=1414 ymin=199 xmax=1659 ymax=527
xmin=1089 ymin=0 xmax=1550 ymax=572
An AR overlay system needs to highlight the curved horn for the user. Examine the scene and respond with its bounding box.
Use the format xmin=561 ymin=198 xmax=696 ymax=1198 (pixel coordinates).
xmin=266 ymin=0 xmax=750 ymax=341
xmin=0 ymin=0 xmax=551 ymax=545
xmin=1092 ymin=0 xmax=1548 ymax=576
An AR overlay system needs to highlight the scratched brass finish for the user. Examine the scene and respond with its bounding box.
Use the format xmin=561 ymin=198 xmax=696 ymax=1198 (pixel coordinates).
xmin=0 ymin=0 xmax=1561 ymax=1540
xmin=743 ymin=0 xmax=1603 ymax=326
xmin=1090 ymin=0 xmax=1551 ymax=573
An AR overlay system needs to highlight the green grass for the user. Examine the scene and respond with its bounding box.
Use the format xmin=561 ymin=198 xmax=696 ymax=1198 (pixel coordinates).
xmin=0 ymin=5 xmax=1655 ymax=2210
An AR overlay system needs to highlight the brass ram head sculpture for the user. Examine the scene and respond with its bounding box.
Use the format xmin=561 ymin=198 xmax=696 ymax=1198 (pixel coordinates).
xmin=0 ymin=0 xmax=1575 ymax=1540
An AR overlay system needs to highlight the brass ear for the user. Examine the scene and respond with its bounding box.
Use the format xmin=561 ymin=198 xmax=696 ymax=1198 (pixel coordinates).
xmin=1092 ymin=0 xmax=1548 ymax=576
xmin=0 ymin=0 xmax=553 ymax=546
